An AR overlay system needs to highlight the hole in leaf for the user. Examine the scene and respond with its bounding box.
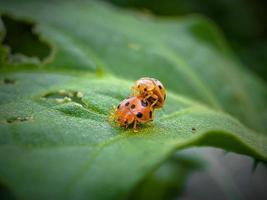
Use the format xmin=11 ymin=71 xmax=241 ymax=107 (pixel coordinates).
xmin=44 ymin=90 xmax=86 ymax=107
xmin=42 ymin=90 xmax=106 ymax=118
xmin=1 ymin=15 xmax=51 ymax=62
xmin=6 ymin=116 xmax=33 ymax=123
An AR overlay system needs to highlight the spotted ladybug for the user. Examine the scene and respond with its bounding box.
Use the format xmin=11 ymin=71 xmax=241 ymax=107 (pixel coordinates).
xmin=131 ymin=77 xmax=166 ymax=108
xmin=115 ymin=96 xmax=153 ymax=129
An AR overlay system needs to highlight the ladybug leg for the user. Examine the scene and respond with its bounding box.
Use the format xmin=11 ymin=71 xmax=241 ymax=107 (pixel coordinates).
xmin=150 ymin=94 xmax=159 ymax=107
xmin=133 ymin=119 xmax=137 ymax=130
xmin=151 ymin=99 xmax=158 ymax=107
xmin=144 ymin=91 xmax=153 ymax=100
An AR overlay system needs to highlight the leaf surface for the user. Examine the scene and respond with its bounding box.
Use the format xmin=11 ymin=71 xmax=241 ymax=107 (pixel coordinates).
xmin=1 ymin=0 xmax=267 ymax=134
xmin=0 ymin=71 xmax=267 ymax=199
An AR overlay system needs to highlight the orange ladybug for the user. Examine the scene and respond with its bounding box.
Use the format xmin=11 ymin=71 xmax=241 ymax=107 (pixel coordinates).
xmin=114 ymin=96 xmax=153 ymax=129
xmin=131 ymin=77 xmax=166 ymax=109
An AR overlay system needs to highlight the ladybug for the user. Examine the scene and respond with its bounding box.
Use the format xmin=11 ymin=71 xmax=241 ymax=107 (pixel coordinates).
xmin=114 ymin=96 xmax=153 ymax=129
xmin=131 ymin=77 xmax=166 ymax=109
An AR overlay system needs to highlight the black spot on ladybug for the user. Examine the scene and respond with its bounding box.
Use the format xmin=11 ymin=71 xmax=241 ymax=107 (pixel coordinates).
xmin=144 ymin=88 xmax=147 ymax=92
xmin=124 ymin=120 xmax=128 ymax=124
xmin=125 ymin=102 xmax=130 ymax=106
xmin=136 ymin=112 xmax=143 ymax=118
xmin=164 ymin=94 xmax=166 ymax=100
xmin=138 ymin=84 xmax=140 ymax=88
xmin=141 ymin=100 xmax=148 ymax=107
xmin=158 ymin=85 xmax=162 ymax=89
xmin=149 ymin=111 xmax=152 ymax=118
xmin=117 ymin=104 xmax=121 ymax=109
xmin=131 ymin=104 xmax=135 ymax=109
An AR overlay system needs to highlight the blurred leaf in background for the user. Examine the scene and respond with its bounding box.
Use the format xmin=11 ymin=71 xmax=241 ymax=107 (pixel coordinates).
xmin=106 ymin=0 xmax=267 ymax=81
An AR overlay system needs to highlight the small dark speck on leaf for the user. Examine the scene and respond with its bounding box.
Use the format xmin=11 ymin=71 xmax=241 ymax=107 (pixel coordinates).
xmin=3 ymin=78 xmax=16 ymax=84
xmin=192 ymin=127 xmax=196 ymax=133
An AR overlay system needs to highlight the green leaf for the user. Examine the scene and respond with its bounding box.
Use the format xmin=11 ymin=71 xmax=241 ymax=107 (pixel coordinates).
xmin=0 ymin=0 xmax=267 ymax=200
xmin=0 ymin=71 xmax=267 ymax=200
xmin=1 ymin=0 xmax=266 ymax=135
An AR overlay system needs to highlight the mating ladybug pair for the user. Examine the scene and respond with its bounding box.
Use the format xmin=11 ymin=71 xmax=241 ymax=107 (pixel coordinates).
xmin=113 ymin=77 xmax=166 ymax=129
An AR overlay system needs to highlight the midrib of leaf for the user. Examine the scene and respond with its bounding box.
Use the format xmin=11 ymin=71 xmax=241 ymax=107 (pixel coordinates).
xmin=217 ymin=60 xmax=261 ymax=130
xmin=157 ymin=48 xmax=222 ymax=110
xmin=163 ymin=29 xmax=267 ymax=133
